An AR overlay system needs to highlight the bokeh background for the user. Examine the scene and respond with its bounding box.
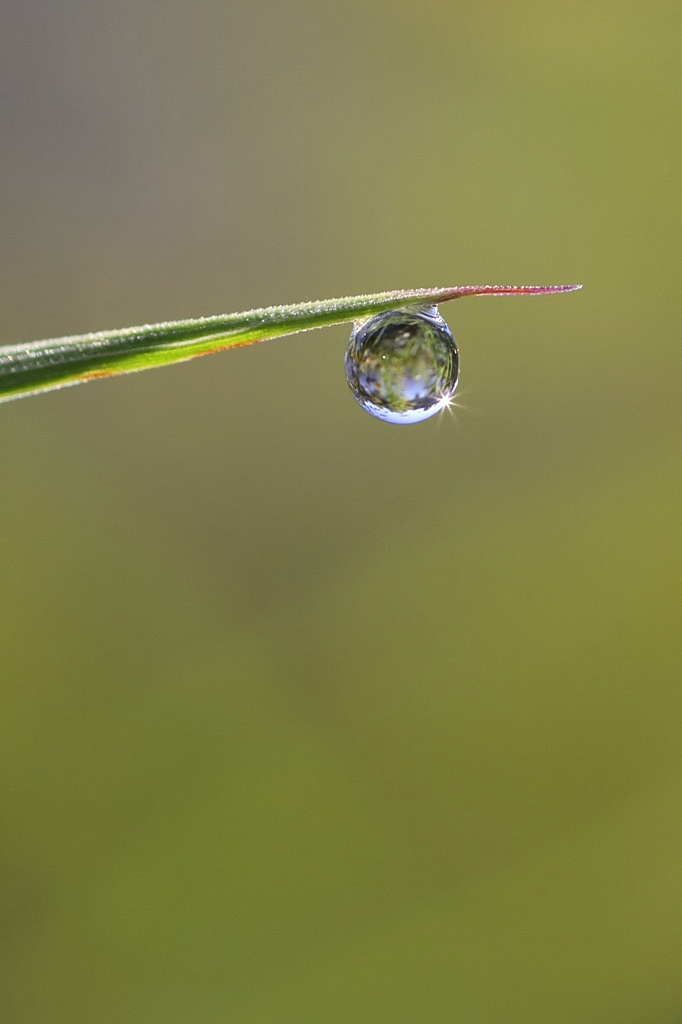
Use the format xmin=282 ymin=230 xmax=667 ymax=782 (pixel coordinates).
xmin=1 ymin=0 xmax=680 ymax=1020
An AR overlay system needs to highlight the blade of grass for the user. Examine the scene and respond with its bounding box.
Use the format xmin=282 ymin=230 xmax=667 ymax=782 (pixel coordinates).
xmin=0 ymin=284 xmax=581 ymax=403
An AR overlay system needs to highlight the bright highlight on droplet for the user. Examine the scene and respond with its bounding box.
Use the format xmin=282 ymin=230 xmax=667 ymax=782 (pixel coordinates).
xmin=345 ymin=306 xmax=458 ymax=424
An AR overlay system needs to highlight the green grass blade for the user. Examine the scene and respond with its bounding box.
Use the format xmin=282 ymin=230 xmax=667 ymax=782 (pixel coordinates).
xmin=0 ymin=284 xmax=581 ymax=403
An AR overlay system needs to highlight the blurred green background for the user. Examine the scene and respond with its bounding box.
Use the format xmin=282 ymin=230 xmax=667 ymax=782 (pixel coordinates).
xmin=1 ymin=0 xmax=680 ymax=1020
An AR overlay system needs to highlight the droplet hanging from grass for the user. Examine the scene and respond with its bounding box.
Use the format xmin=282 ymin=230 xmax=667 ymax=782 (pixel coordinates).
xmin=345 ymin=306 xmax=458 ymax=424
xmin=344 ymin=284 xmax=582 ymax=424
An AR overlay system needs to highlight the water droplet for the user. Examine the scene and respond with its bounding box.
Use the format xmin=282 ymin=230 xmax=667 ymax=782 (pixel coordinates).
xmin=345 ymin=306 xmax=458 ymax=424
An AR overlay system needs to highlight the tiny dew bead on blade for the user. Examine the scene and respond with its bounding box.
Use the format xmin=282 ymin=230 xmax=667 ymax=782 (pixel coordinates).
xmin=345 ymin=305 xmax=458 ymax=424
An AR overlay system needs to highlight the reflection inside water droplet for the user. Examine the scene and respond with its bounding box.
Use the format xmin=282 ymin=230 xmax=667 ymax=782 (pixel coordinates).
xmin=345 ymin=306 xmax=459 ymax=424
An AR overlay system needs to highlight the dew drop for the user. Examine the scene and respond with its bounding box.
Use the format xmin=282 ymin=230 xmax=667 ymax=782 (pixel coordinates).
xmin=345 ymin=306 xmax=458 ymax=424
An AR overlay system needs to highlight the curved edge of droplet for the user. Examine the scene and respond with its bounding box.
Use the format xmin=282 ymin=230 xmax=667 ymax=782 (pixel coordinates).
xmin=356 ymin=393 xmax=456 ymax=425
